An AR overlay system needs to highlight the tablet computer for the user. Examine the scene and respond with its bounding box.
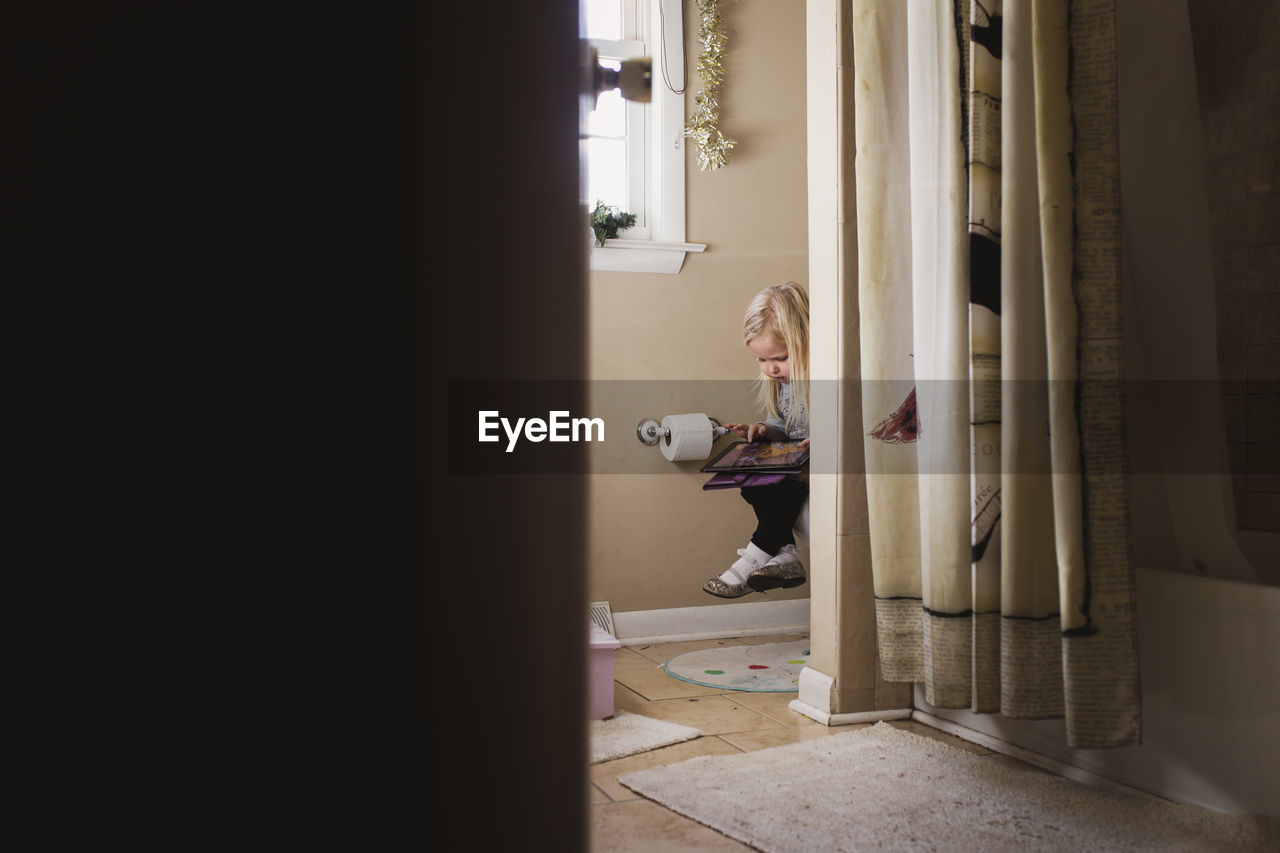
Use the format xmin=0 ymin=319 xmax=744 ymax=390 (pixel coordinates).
xmin=700 ymin=440 xmax=809 ymax=473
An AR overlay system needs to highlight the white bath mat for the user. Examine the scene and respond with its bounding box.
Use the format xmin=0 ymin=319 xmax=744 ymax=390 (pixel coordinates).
xmin=590 ymin=710 xmax=702 ymax=765
xmin=663 ymin=640 xmax=810 ymax=692
xmin=619 ymin=722 xmax=1280 ymax=851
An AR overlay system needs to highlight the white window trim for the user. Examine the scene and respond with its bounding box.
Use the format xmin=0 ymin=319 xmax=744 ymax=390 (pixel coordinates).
xmin=589 ymin=0 xmax=706 ymax=274
xmin=590 ymin=238 xmax=706 ymax=273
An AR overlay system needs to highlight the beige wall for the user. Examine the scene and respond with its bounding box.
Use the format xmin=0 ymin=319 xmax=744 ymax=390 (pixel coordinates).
xmin=587 ymin=1 xmax=810 ymax=612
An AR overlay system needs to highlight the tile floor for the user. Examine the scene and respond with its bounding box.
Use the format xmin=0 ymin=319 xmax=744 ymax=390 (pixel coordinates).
xmin=589 ymin=633 xmax=999 ymax=852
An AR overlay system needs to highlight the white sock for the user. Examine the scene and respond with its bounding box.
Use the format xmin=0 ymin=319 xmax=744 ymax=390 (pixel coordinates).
xmin=719 ymin=542 xmax=773 ymax=585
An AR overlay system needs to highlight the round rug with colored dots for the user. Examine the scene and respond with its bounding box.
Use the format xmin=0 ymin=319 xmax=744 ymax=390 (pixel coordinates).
xmin=662 ymin=640 xmax=811 ymax=692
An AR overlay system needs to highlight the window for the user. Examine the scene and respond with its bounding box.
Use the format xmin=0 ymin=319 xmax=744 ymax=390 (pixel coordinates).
xmin=582 ymin=0 xmax=705 ymax=273
xmin=583 ymin=3 xmax=648 ymax=237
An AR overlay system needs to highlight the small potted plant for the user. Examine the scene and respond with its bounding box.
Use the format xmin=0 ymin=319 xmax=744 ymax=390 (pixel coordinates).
xmin=589 ymin=200 xmax=637 ymax=247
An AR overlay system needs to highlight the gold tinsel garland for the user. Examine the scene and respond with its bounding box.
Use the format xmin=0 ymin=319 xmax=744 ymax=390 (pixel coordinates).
xmin=684 ymin=0 xmax=735 ymax=171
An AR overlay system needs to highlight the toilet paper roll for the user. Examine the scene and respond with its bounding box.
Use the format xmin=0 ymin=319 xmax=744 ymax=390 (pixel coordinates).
xmin=660 ymin=413 xmax=716 ymax=462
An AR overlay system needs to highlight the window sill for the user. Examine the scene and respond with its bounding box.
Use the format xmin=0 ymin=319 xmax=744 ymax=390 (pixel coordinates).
xmin=589 ymin=239 xmax=707 ymax=275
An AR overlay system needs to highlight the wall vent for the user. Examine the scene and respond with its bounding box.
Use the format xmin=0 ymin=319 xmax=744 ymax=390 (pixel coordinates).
xmin=589 ymin=601 xmax=616 ymax=637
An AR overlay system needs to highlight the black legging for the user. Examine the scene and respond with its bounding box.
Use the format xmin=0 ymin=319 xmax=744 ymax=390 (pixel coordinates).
xmin=739 ymin=477 xmax=809 ymax=556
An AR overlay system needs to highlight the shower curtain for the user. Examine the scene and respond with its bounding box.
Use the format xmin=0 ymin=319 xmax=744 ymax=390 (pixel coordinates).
xmin=853 ymin=0 xmax=1141 ymax=748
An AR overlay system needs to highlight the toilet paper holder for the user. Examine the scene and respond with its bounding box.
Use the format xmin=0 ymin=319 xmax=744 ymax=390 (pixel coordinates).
xmin=636 ymin=415 xmax=729 ymax=446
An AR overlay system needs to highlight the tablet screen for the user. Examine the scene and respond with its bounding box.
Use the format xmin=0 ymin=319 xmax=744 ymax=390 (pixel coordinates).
xmin=702 ymin=440 xmax=809 ymax=472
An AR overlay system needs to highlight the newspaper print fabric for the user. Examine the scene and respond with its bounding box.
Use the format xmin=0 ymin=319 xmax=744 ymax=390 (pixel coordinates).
xmin=852 ymin=0 xmax=1140 ymax=748
xmin=853 ymin=0 xmax=925 ymax=684
xmin=968 ymin=0 xmax=1004 ymax=715
xmin=996 ymin=0 xmax=1065 ymax=722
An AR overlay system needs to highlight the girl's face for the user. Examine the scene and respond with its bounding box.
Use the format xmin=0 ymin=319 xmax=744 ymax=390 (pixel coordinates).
xmin=748 ymin=336 xmax=790 ymax=382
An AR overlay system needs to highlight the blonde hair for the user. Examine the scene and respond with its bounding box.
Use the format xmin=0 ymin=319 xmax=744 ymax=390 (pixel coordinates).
xmin=743 ymin=282 xmax=809 ymax=433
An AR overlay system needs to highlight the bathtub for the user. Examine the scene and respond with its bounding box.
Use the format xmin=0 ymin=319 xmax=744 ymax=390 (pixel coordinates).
xmin=914 ymin=529 xmax=1280 ymax=816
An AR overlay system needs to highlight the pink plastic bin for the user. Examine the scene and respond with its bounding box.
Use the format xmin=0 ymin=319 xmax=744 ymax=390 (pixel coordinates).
xmin=589 ymin=622 xmax=622 ymax=719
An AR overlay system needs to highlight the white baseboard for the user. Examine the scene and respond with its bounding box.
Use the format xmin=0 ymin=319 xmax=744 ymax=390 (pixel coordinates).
xmin=789 ymin=700 xmax=912 ymax=727
xmin=790 ymin=665 xmax=912 ymax=726
xmin=796 ymin=664 xmax=834 ymax=712
xmin=611 ymin=599 xmax=809 ymax=645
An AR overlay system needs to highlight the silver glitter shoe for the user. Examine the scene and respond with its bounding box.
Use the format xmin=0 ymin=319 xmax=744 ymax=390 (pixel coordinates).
xmin=747 ymin=544 xmax=806 ymax=591
xmin=702 ymin=549 xmax=766 ymax=599
xmin=702 ymin=568 xmax=752 ymax=598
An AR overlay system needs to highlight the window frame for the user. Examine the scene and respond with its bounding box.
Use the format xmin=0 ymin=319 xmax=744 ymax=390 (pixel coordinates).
xmin=586 ymin=40 xmax=650 ymax=240
xmin=585 ymin=0 xmax=705 ymax=274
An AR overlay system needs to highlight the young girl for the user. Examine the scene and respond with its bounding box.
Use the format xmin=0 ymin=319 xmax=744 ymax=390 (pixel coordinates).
xmin=704 ymin=282 xmax=811 ymax=598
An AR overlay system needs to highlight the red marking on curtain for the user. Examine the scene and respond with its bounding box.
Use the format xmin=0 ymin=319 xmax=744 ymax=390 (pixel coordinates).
xmin=869 ymin=387 xmax=920 ymax=444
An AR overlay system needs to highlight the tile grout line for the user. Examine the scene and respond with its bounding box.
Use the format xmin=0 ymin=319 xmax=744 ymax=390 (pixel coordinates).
xmin=711 ymin=733 xmax=748 ymax=753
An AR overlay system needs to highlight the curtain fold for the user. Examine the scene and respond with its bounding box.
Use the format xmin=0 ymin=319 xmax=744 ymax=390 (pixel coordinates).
xmin=907 ymin=0 xmax=974 ymax=711
xmin=855 ymin=0 xmax=925 ymax=684
xmin=999 ymin=0 xmax=1064 ymax=721
xmin=854 ymin=0 xmax=1141 ymax=749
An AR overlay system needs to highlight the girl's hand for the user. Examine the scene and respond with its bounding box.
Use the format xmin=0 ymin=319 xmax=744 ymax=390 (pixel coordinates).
xmin=723 ymin=422 xmax=770 ymax=442
xmin=797 ymin=438 xmax=810 ymax=450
